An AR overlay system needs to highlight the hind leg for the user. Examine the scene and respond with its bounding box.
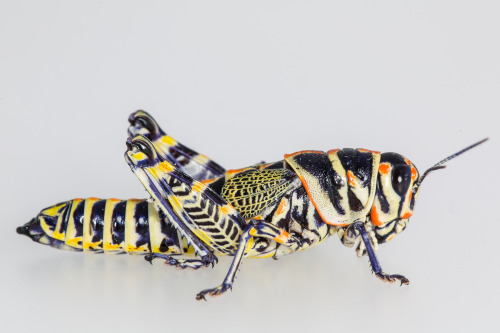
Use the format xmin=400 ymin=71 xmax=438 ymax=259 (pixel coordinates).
xmin=126 ymin=135 xmax=247 ymax=262
xmin=128 ymin=110 xmax=225 ymax=181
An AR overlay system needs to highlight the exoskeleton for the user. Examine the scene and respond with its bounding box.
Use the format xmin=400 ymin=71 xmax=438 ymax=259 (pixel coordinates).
xmin=17 ymin=111 xmax=487 ymax=300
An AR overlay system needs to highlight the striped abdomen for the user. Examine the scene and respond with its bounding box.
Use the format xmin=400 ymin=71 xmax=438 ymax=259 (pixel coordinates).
xmin=19 ymin=198 xmax=192 ymax=255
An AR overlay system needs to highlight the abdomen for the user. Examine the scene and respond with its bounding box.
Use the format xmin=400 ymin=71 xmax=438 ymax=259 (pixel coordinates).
xmin=18 ymin=198 xmax=192 ymax=255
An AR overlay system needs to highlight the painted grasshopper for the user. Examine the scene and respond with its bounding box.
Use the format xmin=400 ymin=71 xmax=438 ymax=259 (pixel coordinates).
xmin=17 ymin=111 xmax=487 ymax=300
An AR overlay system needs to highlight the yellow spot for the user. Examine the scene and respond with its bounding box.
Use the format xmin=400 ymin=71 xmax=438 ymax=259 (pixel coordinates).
xmin=249 ymin=227 xmax=258 ymax=236
xmin=160 ymin=135 xmax=177 ymax=146
xmin=245 ymin=236 xmax=255 ymax=253
xmin=53 ymin=230 xmax=65 ymax=240
xmin=131 ymin=151 xmax=148 ymax=161
xmin=192 ymin=182 xmax=205 ymax=193
xmin=66 ymin=238 xmax=81 ymax=247
xmin=158 ymin=162 xmax=173 ymax=172
xmin=104 ymin=243 xmax=121 ymax=251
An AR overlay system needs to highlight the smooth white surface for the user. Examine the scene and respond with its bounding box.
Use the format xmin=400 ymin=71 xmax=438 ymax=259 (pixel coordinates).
xmin=1 ymin=1 xmax=499 ymax=332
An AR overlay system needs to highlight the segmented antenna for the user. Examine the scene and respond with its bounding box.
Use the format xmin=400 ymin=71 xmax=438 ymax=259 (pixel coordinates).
xmin=412 ymin=137 xmax=489 ymax=193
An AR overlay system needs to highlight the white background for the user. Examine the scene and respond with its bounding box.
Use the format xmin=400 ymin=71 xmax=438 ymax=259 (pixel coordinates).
xmin=1 ymin=1 xmax=499 ymax=332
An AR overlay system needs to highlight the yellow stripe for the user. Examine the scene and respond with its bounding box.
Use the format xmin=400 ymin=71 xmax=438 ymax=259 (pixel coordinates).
xmin=39 ymin=202 xmax=67 ymax=238
xmin=103 ymin=199 xmax=122 ymax=253
xmin=52 ymin=205 xmax=67 ymax=241
xmin=125 ymin=199 xmax=145 ymax=253
xmin=65 ymin=199 xmax=84 ymax=248
xmin=82 ymin=198 xmax=100 ymax=251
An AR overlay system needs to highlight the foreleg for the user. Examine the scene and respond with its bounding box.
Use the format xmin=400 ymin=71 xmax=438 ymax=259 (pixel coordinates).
xmin=354 ymin=222 xmax=409 ymax=286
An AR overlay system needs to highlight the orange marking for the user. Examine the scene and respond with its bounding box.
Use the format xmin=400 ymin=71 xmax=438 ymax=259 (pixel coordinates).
xmin=276 ymin=199 xmax=287 ymax=215
xmin=347 ymin=170 xmax=358 ymax=186
xmin=273 ymin=230 xmax=290 ymax=244
xmin=227 ymin=167 xmax=253 ymax=175
xmin=259 ymin=163 xmax=271 ymax=170
xmin=379 ymin=163 xmax=391 ymax=175
xmin=404 ymin=157 xmax=412 ymax=165
xmin=371 ymin=206 xmax=383 ymax=226
xmin=298 ymin=175 xmax=349 ymax=227
xmin=158 ymin=162 xmax=173 ymax=173
xmin=327 ymin=149 xmax=340 ymax=155
xmin=357 ymin=148 xmax=381 ymax=154
xmin=253 ymin=215 xmax=263 ymax=220
xmin=202 ymin=178 xmax=216 ymax=184
xmin=411 ymin=166 xmax=417 ymax=181
xmin=109 ymin=198 xmax=121 ymax=202
xmin=220 ymin=205 xmax=232 ymax=215
xmin=87 ymin=197 xmax=100 ymax=201
xmin=401 ymin=212 xmax=413 ymax=219
xmin=284 ymin=150 xmax=324 ymax=159
xmin=387 ymin=234 xmax=395 ymax=242
xmin=192 ymin=183 xmax=206 ymax=193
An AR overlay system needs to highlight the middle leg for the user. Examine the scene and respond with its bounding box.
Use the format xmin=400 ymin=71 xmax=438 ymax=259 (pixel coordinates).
xmin=195 ymin=219 xmax=308 ymax=300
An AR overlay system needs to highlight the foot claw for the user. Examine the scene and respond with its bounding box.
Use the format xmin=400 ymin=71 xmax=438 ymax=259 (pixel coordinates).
xmin=376 ymin=272 xmax=410 ymax=285
xmin=201 ymin=253 xmax=218 ymax=268
xmin=144 ymin=253 xmax=156 ymax=264
xmin=196 ymin=283 xmax=232 ymax=301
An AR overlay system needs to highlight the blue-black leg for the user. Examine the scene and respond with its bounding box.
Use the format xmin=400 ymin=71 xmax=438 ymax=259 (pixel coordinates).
xmin=354 ymin=222 xmax=410 ymax=286
xmin=145 ymin=253 xmax=212 ymax=270
xmin=195 ymin=221 xmax=257 ymax=301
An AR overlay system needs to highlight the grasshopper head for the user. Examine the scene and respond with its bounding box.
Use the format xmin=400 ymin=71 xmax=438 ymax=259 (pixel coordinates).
xmin=370 ymin=138 xmax=488 ymax=243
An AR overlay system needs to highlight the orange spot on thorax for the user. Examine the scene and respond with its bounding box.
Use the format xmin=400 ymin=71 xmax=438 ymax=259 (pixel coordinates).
xmin=347 ymin=170 xmax=358 ymax=186
xmin=276 ymin=199 xmax=287 ymax=215
xmin=371 ymin=206 xmax=383 ymax=226
xmin=379 ymin=163 xmax=391 ymax=175
xmin=401 ymin=212 xmax=413 ymax=219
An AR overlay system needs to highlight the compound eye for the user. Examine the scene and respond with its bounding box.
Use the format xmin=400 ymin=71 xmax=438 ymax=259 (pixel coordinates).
xmin=391 ymin=165 xmax=412 ymax=196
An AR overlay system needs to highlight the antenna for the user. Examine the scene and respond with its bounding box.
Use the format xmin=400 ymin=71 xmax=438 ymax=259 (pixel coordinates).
xmin=412 ymin=137 xmax=489 ymax=193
